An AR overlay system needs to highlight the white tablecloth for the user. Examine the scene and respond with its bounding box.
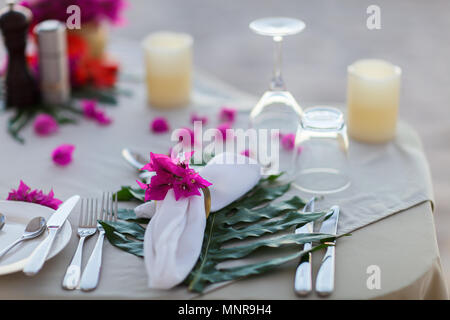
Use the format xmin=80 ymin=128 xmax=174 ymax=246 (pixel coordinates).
xmin=0 ymin=39 xmax=447 ymax=300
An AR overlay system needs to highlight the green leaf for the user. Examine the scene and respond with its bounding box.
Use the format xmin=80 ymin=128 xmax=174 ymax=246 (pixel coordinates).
xmin=118 ymin=208 xmax=150 ymax=224
xmin=102 ymin=174 xmax=343 ymax=293
xmin=100 ymin=221 xmax=144 ymax=257
xmin=116 ymin=186 xmax=146 ymax=202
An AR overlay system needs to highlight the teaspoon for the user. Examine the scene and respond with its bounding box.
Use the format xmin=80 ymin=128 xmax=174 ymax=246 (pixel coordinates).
xmin=0 ymin=217 xmax=47 ymax=260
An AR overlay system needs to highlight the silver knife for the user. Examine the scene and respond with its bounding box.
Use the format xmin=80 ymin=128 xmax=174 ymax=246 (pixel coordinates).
xmin=315 ymin=205 xmax=340 ymax=296
xmin=23 ymin=195 xmax=80 ymax=276
xmin=294 ymin=197 xmax=315 ymax=296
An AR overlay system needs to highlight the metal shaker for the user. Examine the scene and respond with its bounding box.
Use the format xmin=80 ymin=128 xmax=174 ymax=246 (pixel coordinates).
xmin=34 ymin=20 xmax=70 ymax=105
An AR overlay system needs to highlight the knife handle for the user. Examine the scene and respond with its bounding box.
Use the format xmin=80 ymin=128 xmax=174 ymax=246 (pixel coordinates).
xmin=315 ymin=245 xmax=335 ymax=296
xmin=80 ymin=231 xmax=105 ymax=291
xmin=23 ymin=227 xmax=58 ymax=276
xmin=294 ymin=244 xmax=312 ymax=296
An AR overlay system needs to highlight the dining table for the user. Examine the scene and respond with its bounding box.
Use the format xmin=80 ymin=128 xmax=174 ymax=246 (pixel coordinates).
xmin=0 ymin=39 xmax=448 ymax=300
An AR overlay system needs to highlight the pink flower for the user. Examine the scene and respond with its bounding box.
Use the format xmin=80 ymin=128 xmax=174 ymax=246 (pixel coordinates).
xmin=217 ymin=122 xmax=233 ymax=140
xmin=281 ymin=133 xmax=296 ymax=151
xmin=7 ymin=180 xmax=62 ymax=210
xmin=241 ymin=149 xmax=251 ymax=157
xmin=82 ymin=99 xmax=112 ymax=125
xmin=177 ymin=127 xmax=195 ymax=146
xmin=33 ymin=114 xmax=59 ymax=136
xmin=190 ymin=113 xmax=208 ymax=125
xmin=52 ymin=144 xmax=75 ymax=166
xmin=151 ymin=117 xmax=170 ymax=133
xmin=219 ymin=106 xmax=237 ymax=123
xmin=137 ymin=152 xmax=212 ymax=201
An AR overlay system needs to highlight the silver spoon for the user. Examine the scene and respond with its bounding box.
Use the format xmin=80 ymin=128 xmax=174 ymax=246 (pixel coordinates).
xmin=0 ymin=217 xmax=47 ymax=260
xmin=0 ymin=213 xmax=5 ymax=231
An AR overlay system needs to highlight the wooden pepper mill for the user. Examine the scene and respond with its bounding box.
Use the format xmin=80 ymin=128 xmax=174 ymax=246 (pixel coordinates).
xmin=0 ymin=0 xmax=40 ymax=109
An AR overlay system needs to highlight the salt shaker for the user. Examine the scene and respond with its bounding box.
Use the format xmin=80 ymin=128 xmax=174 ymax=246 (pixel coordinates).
xmin=0 ymin=0 xmax=40 ymax=109
xmin=34 ymin=20 xmax=70 ymax=105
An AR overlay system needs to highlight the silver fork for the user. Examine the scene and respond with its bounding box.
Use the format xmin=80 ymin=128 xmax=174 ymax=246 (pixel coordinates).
xmin=62 ymin=199 xmax=97 ymax=290
xmin=79 ymin=192 xmax=117 ymax=291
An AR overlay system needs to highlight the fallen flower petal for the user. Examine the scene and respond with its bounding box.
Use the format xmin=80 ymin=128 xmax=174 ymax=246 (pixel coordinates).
xmin=7 ymin=180 xmax=62 ymax=210
xmin=82 ymin=99 xmax=112 ymax=126
xmin=217 ymin=122 xmax=233 ymax=140
xmin=33 ymin=114 xmax=59 ymax=136
xmin=190 ymin=112 xmax=208 ymax=125
xmin=281 ymin=133 xmax=296 ymax=151
xmin=219 ymin=106 xmax=237 ymax=123
xmin=151 ymin=117 xmax=170 ymax=133
xmin=52 ymin=144 xmax=75 ymax=166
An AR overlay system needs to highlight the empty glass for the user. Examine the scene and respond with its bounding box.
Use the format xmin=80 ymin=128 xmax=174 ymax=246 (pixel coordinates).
xmin=249 ymin=17 xmax=305 ymax=174
xmin=292 ymin=106 xmax=350 ymax=194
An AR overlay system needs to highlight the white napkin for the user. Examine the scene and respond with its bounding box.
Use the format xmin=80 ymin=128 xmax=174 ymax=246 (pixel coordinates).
xmin=135 ymin=152 xmax=261 ymax=289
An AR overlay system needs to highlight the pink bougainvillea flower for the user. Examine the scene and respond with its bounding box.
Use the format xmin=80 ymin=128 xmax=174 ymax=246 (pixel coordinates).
xmin=33 ymin=114 xmax=59 ymax=136
xmin=7 ymin=180 xmax=62 ymax=210
xmin=52 ymin=144 xmax=75 ymax=166
xmin=216 ymin=122 xmax=233 ymax=140
xmin=82 ymin=99 xmax=112 ymax=125
xmin=240 ymin=149 xmax=251 ymax=157
xmin=137 ymin=152 xmax=212 ymax=201
xmin=281 ymin=133 xmax=296 ymax=151
xmin=151 ymin=117 xmax=170 ymax=133
xmin=176 ymin=127 xmax=195 ymax=146
xmin=190 ymin=112 xmax=208 ymax=125
xmin=219 ymin=106 xmax=237 ymax=123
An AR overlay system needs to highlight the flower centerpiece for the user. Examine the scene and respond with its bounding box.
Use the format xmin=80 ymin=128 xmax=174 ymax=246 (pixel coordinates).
xmin=3 ymin=1 xmax=128 ymax=143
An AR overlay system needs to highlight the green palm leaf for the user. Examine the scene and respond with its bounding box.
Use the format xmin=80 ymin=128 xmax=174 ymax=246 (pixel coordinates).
xmin=102 ymin=174 xmax=336 ymax=293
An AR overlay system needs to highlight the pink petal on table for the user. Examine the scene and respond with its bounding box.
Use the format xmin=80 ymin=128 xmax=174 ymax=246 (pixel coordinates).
xmin=81 ymin=99 xmax=113 ymax=126
xmin=219 ymin=106 xmax=237 ymax=123
xmin=33 ymin=114 xmax=59 ymax=136
xmin=190 ymin=113 xmax=208 ymax=125
xmin=240 ymin=149 xmax=251 ymax=157
xmin=51 ymin=144 xmax=75 ymax=166
xmin=281 ymin=133 xmax=296 ymax=151
xmin=177 ymin=127 xmax=195 ymax=146
xmin=216 ymin=122 xmax=233 ymax=140
xmin=151 ymin=117 xmax=170 ymax=133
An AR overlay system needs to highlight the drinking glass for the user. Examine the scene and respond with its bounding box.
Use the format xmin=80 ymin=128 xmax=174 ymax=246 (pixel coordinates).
xmin=249 ymin=17 xmax=305 ymax=174
xmin=292 ymin=106 xmax=350 ymax=194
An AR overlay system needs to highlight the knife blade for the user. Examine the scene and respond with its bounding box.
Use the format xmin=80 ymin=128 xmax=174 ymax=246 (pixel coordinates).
xmin=315 ymin=205 xmax=340 ymax=296
xmin=23 ymin=195 xmax=80 ymax=276
xmin=293 ymin=197 xmax=315 ymax=296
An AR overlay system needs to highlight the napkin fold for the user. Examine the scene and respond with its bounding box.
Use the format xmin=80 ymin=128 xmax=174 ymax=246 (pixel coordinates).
xmin=135 ymin=152 xmax=261 ymax=289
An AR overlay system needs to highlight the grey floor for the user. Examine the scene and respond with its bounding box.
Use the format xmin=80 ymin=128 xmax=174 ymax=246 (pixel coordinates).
xmin=117 ymin=0 xmax=450 ymax=289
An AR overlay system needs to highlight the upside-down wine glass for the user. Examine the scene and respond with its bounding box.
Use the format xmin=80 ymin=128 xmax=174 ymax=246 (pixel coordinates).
xmin=249 ymin=17 xmax=305 ymax=175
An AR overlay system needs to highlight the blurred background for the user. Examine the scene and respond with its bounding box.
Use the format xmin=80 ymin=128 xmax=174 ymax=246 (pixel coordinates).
xmin=115 ymin=0 xmax=450 ymax=284
xmin=1 ymin=0 xmax=449 ymax=285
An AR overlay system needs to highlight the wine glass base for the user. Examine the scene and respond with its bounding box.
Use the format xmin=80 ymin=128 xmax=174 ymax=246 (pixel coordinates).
xmin=292 ymin=168 xmax=351 ymax=194
xmin=249 ymin=17 xmax=306 ymax=37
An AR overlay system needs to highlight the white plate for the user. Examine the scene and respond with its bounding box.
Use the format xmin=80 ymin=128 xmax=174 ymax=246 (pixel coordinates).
xmin=0 ymin=200 xmax=72 ymax=275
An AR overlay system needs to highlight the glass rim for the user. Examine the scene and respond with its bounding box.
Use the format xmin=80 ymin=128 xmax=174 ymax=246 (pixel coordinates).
xmin=347 ymin=59 xmax=402 ymax=82
xmin=301 ymin=106 xmax=345 ymax=131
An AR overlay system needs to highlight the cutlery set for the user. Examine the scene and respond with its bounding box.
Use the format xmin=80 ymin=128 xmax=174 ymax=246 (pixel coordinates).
xmin=294 ymin=197 xmax=340 ymax=297
xmin=0 ymin=192 xmax=117 ymax=292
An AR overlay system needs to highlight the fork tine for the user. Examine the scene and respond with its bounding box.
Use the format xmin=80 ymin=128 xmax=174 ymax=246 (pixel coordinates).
xmin=100 ymin=192 xmax=106 ymax=222
xmin=108 ymin=192 xmax=113 ymax=222
xmin=114 ymin=192 xmax=118 ymax=222
xmin=78 ymin=198 xmax=84 ymax=227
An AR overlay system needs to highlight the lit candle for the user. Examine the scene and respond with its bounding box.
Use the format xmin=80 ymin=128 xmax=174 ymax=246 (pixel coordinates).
xmin=347 ymin=59 xmax=401 ymax=143
xmin=142 ymin=31 xmax=193 ymax=109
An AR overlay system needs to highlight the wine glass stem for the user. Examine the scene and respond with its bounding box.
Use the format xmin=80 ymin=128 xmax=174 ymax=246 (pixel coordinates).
xmin=271 ymin=36 xmax=286 ymax=91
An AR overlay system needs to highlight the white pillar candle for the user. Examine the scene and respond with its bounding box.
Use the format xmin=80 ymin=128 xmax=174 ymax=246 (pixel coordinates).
xmin=347 ymin=59 xmax=401 ymax=143
xmin=142 ymin=31 xmax=193 ymax=109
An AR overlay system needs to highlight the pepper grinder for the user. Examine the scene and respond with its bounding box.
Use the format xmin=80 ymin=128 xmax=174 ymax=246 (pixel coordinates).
xmin=0 ymin=0 xmax=40 ymax=109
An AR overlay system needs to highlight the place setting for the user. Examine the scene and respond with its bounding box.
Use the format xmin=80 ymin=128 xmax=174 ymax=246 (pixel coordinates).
xmin=0 ymin=0 xmax=446 ymax=302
